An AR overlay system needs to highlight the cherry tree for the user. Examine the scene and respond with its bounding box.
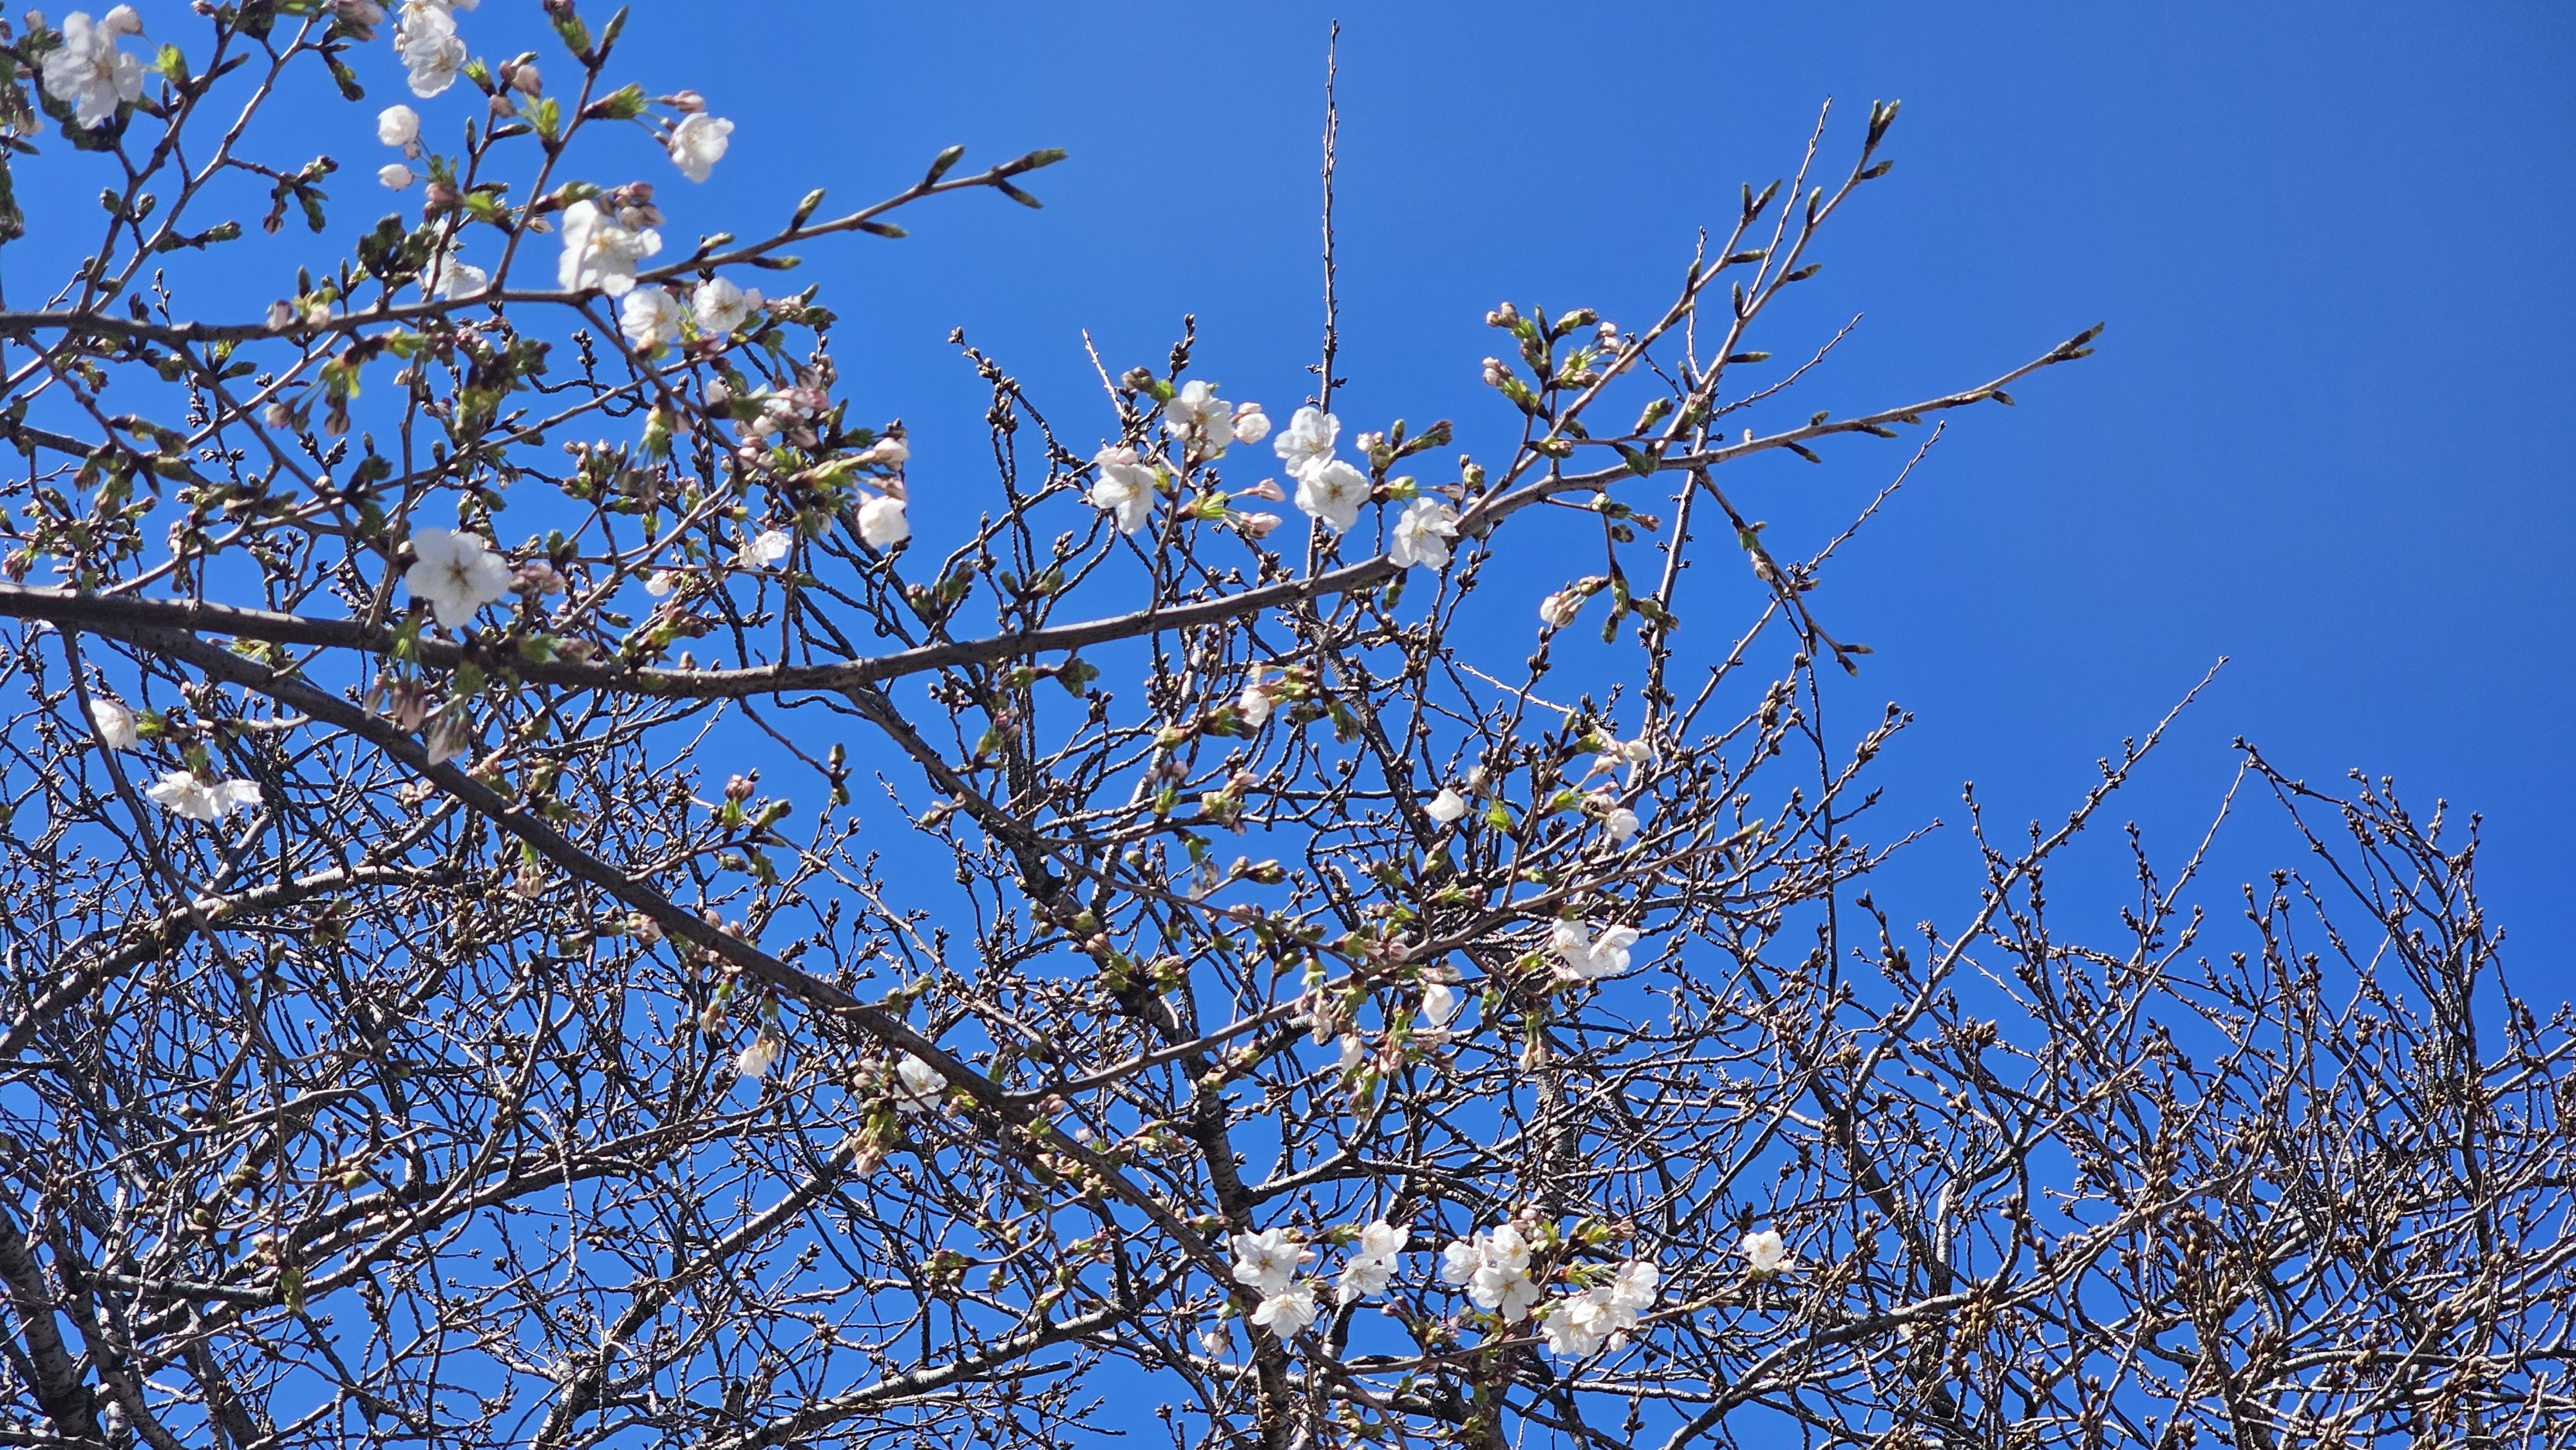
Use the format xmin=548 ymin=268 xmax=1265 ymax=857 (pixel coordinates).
xmin=0 ymin=5 xmax=2568 ymax=1449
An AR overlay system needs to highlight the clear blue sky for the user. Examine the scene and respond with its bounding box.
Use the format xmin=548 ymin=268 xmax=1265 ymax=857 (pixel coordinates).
xmin=17 ymin=2 xmax=2569 ymax=979
xmin=603 ymin=1 xmax=2572 ymax=984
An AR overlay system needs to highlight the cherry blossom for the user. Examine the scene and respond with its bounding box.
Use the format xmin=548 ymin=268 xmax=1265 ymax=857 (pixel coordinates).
xmin=1534 ymin=1256 xmax=1660 ymax=1357
xmin=377 ymin=162 xmax=415 ymax=190
xmin=1088 ymin=446 xmax=1158 ymax=535
xmin=1162 ymin=380 xmax=1240 ymax=460
xmin=1334 ymin=1219 xmax=1411 ymax=1303
xmin=691 ymin=277 xmax=763 ymax=334
xmin=393 ymin=1 xmax=467 ymax=99
xmin=145 ymin=769 xmax=261 ymax=823
xmin=377 ymin=103 xmax=420 ymax=150
xmin=1388 ymin=497 xmax=1459 ymax=569
xmin=617 ymin=288 xmax=683 ymax=350
xmin=1251 ymin=1281 xmax=1319 ymax=1337
xmin=736 ymin=527 xmax=793 ymax=569
xmin=734 ymin=1035 xmax=780 ymax=1081
xmin=1231 ymin=401 xmax=1272 ymax=445
xmin=1604 ymin=805 xmax=1641 ymax=847
xmin=557 ymin=199 xmax=664 ymax=297
xmin=1231 ymin=1229 xmax=1312 ymax=1298
xmin=1539 ymin=589 xmax=1583 ymax=627
xmin=893 ymin=1053 xmax=947 ymax=1113
xmin=1238 ymin=672 xmax=1274 ymax=728
xmin=1421 ymin=981 xmax=1461 ymax=1030
xmin=89 ymin=698 xmax=138 ymax=750
xmin=1444 ymin=1224 xmax=1542 ymax=1321
xmin=404 ymin=527 xmax=512 ymax=631
xmin=1551 ymin=919 xmax=1643 ymax=980
xmin=1335 ymin=1254 xmax=1394 ymax=1306
xmin=1273 ymin=405 xmax=1340 ymax=479
xmin=1740 ymin=1228 xmax=1788 ymax=1276
xmin=1234 ymin=511 xmax=1283 ymax=540
xmin=669 ymin=111 xmax=734 ymax=182
xmin=1425 ymin=787 xmax=1468 ymax=825
xmin=1293 ymin=458 xmax=1369 ymax=533
xmin=40 ymin=10 xmax=146 ymax=129
xmin=857 ymin=496 xmax=909 ymax=549
xmin=426 ymin=245 xmax=488 ymax=300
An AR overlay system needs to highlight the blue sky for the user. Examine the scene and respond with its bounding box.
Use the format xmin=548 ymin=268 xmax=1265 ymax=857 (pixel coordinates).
xmin=595 ymin=2 xmax=2573 ymax=981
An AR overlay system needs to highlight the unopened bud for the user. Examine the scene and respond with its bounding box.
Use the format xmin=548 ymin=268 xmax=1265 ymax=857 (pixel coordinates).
xmin=667 ymin=89 xmax=706 ymax=114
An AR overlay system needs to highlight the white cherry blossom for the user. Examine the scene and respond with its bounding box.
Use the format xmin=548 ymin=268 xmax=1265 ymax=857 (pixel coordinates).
xmin=89 ymin=697 xmax=139 ymax=750
xmin=1238 ymin=675 xmax=1274 ymax=727
xmin=1388 ymin=497 xmax=1459 ymax=569
xmin=1425 ymin=787 xmax=1468 ymax=824
xmin=426 ymin=245 xmax=488 ymax=299
xmin=145 ymin=769 xmax=261 ymax=822
xmin=1252 ymin=1281 xmax=1318 ymax=1337
xmin=1551 ymin=919 xmax=1642 ymax=979
xmin=1162 ymin=379 xmax=1239 ymax=459
xmin=1611 ymin=1258 xmax=1660 ymax=1310
xmin=377 ymin=103 xmax=420 ymax=149
xmin=1740 ymin=1228 xmax=1787 ymax=1276
xmin=734 ymin=1035 xmax=780 ymax=1080
xmin=737 ymin=527 xmax=793 ymax=568
xmin=691 ymin=276 xmax=762 ymax=334
xmin=1604 ymin=805 xmax=1641 ymax=846
xmin=1088 ymin=446 xmax=1158 ymax=535
xmin=893 ymin=1053 xmax=947 ymax=1113
xmin=41 ymin=11 xmax=146 ymax=129
xmin=1231 ymin=401 xmax=1271 ymax=444
xmin=1354 ymin=1219 xmax=1410 ymax=1262
xmin=1540 ymin=1283 xmax=1640 ymax=1359
xmin=1448 ymin=1223 xmax=1542 ymax=1321
xmin=1293 ymin=458 xmax=1369 ymax=533
xmin=404 ymin=527 xmax=511 ymax=630
xmin=557 ymin=198 xmax=664 ymax=297
xmin=1539 ymin=590 xmax=1583 ymax=627
xmin=615 ymin=287 xmax=683 ymax=350
xmin=377 ymin=162 xmax=415 ymax=190
xmin=393 ymin=2 xmax=467 ymax=98
xmin=1230 ymin=1228 xmax=1311 ymax=1296
xmin=1273 ymin=405 xmax=1339 ymax=478
xmin=857 ymin=495 xmax=909 ymax=549
xmin=1421 ymin=981 xmax=1461 ymax=1029
xmin=1336 ymin=1254 xmax=1394 ymax=1305
xmin=668 ymin=111 xmax=733 ymax=182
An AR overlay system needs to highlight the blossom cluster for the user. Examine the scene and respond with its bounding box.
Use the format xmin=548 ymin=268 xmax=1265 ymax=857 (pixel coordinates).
xmin=38 ymin=8 xmax=146 ymax=130
xmin=1439 ymin=1223 xmax=1543 ymax=1321
xmin=1537 ymin=1259 xmax=1660 ymax=1359
xmin=618 ymin=276 xmax=765 ymax=352
xmin=1229 ymin=1217 xmax=1412 ymax=1339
